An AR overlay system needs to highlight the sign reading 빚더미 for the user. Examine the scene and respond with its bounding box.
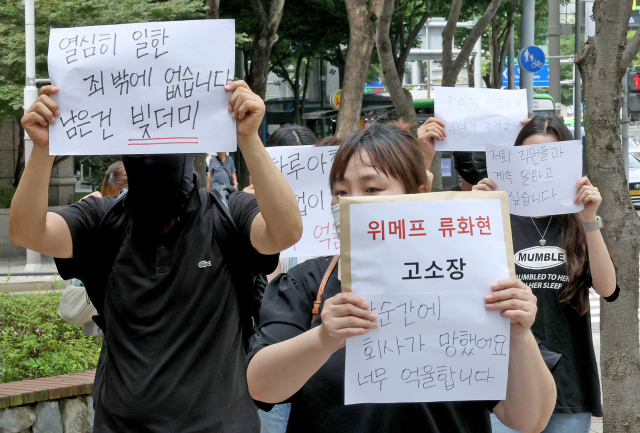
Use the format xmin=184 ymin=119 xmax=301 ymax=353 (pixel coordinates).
xmin=47 ymin=20 xmax=236 ymax=155
xmin=340 ymin=192 xmax=515 ymax=404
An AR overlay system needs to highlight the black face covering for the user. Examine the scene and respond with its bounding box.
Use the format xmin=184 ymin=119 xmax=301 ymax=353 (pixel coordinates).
xmin=451 ymin=151 xmax=487 ymax=185
xmin=122 ymin=154 xmax=195 ymax=224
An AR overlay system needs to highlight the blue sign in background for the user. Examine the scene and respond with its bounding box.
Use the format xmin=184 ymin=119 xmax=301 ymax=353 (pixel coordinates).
xmin=519 ymin=45 xmax=546 ymax=72
xmin=502 ymin=64 xmax=549 ymax=87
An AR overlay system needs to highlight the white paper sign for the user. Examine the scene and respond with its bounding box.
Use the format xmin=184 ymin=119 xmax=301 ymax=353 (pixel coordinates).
xmin=434 ymin=87 xmax=528 ymax=151
xmin=344 ymin=196 xmax=511 ymax=404
xmin=485 ymin=141 xmax=584 ymax=217
xmin=47 ymin=20 xmax=236 ymax=155
xmin=267 ymin=145 xmax=339 ymax=258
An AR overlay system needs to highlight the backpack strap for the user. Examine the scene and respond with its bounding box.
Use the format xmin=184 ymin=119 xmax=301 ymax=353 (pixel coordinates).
xmin=312 ymin=255 xmax=340 ymax=323
xmin=207 ymin=185 xmax=258 ymax=351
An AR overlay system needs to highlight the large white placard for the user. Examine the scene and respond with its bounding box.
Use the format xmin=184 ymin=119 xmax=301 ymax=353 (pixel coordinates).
xmin=434 ymin=87 xmax=527 ymax=151
xmin=267 ymin=145 xmax=339 ymax=258
xmin=48 ymin=20 xmax=236 ymax=155
xmin=485 ymin=141 xmax=584 ymax=217
xmin=343 ymin=194 xmax=512 ymax=404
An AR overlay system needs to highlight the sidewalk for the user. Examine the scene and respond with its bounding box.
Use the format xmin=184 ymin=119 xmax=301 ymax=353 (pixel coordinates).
xmin=0 ymin=255 xmax=67 ymax=293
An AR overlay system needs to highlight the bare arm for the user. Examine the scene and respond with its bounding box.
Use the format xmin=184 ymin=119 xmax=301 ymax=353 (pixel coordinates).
xmin=575 ymin=177 xmax=616 ymax=297
xmin=9 ymin=86 xmax=73 ymax=258
xmin=247 ymin=292 xmax=378 ymax=403
xmin=207 ymin=171 xmax=212 ymax=191
xmin=486 ymin=278 xmax=557 ymax=433
xmin=232 ymin=171 xmax=238 ymax=189
xmin=226 ymin=81 xmax=302 ymax=254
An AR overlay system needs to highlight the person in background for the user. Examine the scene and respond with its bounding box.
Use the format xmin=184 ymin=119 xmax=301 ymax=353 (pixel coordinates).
xmin=100 ymin=161 xmax=128 ymax=197
xmin=444 ymin=152 xmax=487 ymax=192
xmin=207 ymin=151 xmax=238 ymax=190
xmin=473 ymin=115 xmax=619 ymax=433
xmin=267 ymin=124 xmax=318 ymax=147
xmin=246 ymin=121 xmax=557 ymax=433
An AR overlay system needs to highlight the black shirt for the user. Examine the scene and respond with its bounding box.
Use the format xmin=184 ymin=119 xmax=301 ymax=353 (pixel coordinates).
xmin=55 ymin=190 xmax=277 ymax=433
xmin=511 ymin=215 xmax=619 ymax=417
xmin=248 ymin=256 xmax=498 ymax=433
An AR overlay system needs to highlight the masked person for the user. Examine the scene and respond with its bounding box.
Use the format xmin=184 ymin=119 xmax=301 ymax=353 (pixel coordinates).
xmin=473 ymin=116 xmax=619 ymax=433
xmin=11 ymin=81 xmax=303 ymax=433
xmin=246 ymin=121 xmax=557 ymax=433
xmin=444 ymin=151 xmax=487 ymax=191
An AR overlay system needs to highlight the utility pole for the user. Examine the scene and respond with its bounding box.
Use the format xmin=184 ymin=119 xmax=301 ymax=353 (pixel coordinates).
xmin=508 ymin=25 xmax=515 ymax=90
xmin=574 ymin=0 xmax=582 ymax=141
xmin=521 ymin=0 xmax=535 ymax=117
xmin=623 ymin=73 xmax=630 ymax=181
xmin=23 ymin=0 xmax=42 ymax=272
xmin=548 ymin=0 xmax=561 ymax=106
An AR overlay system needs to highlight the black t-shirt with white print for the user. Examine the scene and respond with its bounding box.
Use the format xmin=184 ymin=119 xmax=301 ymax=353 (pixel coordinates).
xmin=511 ymin=215 xmax=620 ymax=417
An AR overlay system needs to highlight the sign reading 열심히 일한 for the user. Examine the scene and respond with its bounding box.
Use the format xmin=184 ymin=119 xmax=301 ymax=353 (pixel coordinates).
xmin=340 ymin=192 xmax=515 ymax=404
xmin=434 ymin=87 xmax=528 ymax=152
xmin=47 ymin=20 xmax=236 ymax=155
xmin=485 ymin=141 xmax=584 ymax=217
xmin=267 ymin=145 xmax=339 ymax=258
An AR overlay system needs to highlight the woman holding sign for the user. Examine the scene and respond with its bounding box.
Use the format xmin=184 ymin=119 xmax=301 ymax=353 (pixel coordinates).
xmin=474 ymin=116 xmax=619 ymax=433
xmin=246 ymin=122 xmax=556 ymax=433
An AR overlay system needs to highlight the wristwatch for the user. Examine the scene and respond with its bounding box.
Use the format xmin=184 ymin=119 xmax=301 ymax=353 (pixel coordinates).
xmin=582 ymin=216 xmax=602 ymax=232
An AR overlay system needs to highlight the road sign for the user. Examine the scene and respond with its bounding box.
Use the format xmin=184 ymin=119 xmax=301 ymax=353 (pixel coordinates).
xmin=519 ymin=46 xmax=546 ymax=73
xmin=501 ymin=64 xmax=549 ymax=87
xmin=330 ymin=89 xmax=342 ymax=110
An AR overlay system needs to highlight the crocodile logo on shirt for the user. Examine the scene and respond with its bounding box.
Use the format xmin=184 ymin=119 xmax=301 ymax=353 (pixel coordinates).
xmin=198 ymin=260 xmax=212 ymax=268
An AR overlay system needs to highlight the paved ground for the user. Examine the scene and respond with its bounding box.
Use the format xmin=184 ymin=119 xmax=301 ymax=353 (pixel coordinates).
xmin=0 ymin=255 xmax=66 ymax=293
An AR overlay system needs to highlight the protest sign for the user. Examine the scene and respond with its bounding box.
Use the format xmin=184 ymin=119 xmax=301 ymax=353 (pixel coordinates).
xmin=340 ymin=192 xmax=515 ymax=404
xmin=485 ymin=141 xmax=584 ymax=217
xmin=47 ymin=20 xmax=236 ymax=155
xmin=267 ymin=145 xmax=339 ymax=258
xmin=434 ymin=87 xmax=527 ymax=152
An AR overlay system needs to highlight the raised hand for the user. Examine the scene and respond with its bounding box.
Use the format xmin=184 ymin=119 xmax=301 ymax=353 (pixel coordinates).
xmin=21 ymin=86 xmax=60 ymax=148
xmin=225 ymin=80 xmax=266 ymax=139
xmin=574 ymin=176 xmax=601 ymax=222
xmin=485 ymin=278 xmax=537 ymax=339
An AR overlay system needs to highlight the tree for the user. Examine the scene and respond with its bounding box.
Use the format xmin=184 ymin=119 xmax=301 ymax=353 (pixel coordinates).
xmin=575 ymin=2 xmax=640 ymax=431
xmin=205 ymin=0 xmax=220 ymax=19
xmin=271 ymin=45 xmax=311 ymax=124
xmin=246 ymin=0 xmax=286 ymax=99
xmin=375 ymin=0 xmax=432 ymax=133
xmin=488 ymin=1 xmax=515 ymax=89
xmin=336 ymin=0 xmax=382 ymax=138
xmin=441 ymin=0 xmax=502 ymax=87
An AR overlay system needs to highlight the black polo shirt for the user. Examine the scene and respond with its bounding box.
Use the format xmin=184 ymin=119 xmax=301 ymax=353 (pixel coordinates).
xmin=54 ymin=189 xmax=278 ymax=433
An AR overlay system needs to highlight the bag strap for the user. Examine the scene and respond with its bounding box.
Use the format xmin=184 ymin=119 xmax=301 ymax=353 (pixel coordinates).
xmin=207 ymin=185 xmax=257 ymax=351
xmin=312 ymin=255 xmax=340 ymax=323
xmin=216 ymin=155 xmax=234 ymax=186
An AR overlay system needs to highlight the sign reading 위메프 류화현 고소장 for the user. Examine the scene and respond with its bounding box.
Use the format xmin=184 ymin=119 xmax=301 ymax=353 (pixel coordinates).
xmin=340 ymin=192 xmax=515 ymax=405
xmin=47 ymin=20 xmax=236 ymax=155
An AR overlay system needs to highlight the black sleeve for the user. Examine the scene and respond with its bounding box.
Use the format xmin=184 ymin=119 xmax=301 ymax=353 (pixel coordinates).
xmin=53 ymin=195 xmax=116 ymax=281
xmin=228 ymin=190 xmax=279 ymax=275
xmin=587 ymin=228 xmax=621 ymax=302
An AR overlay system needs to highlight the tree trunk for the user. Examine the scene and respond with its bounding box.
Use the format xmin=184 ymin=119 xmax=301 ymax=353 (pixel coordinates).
xmin=301 ymin=57 xmax=311 ymax=125
xmin=376 ymin=0 xmax=418 ymax=133
xmin=293 ymin=54 xmax=304 ymax=124
xmin=441 ymin=0 xmax=502 ymax=87
xmin=336 ymin=0 xmax=382 ymax=139
xmin=247 ymin=0 xmax=286 ymax=99
xmin=205 ymin=0 xmax=220 ymax=19
xmin=576 ymin=1 xmax=640 ymax=431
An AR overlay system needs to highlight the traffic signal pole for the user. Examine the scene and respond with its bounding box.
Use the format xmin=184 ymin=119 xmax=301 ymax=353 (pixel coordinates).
xmin=521 ymin=0 xmax=535 ymax=118
xmin=574 ymin=0 xmax=582 ymax=142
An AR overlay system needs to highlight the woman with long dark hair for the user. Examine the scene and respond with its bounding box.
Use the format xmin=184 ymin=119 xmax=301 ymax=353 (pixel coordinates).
xmin=474 ymin=115 xmax=619 ymax=433
xmin=246 ymin=121 xmax=557 ymax=433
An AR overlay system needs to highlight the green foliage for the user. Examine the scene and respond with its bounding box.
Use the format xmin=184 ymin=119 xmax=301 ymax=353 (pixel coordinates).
xmin=82 ymin=155 xmax=123 ymax=191
xmin=627 ymin=31 xmax=640 ymax=69
xmin=0 ymin=287 xmax=102 ymax=384
xmin=0 ymin=0 xmax=205 ymax=125
xmin=0 ymin=187 xmax=16 ymax=208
